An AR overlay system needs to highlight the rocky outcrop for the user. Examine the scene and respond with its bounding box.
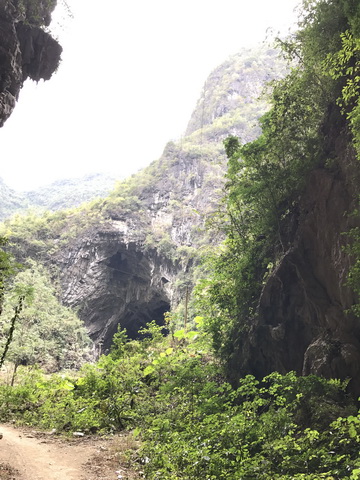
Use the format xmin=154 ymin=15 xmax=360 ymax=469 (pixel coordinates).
xmin=228 ymin=143 xmax=360 ymax=394
xmin=185 ymin=47 xmax=288 ymax=144
xmin=0 ymin=0 xmax=61 ymax=126
xmin=55 ymin=220 xmax=178 ymax=350
xmin=16 ymin=22 xmax=62 ymax=82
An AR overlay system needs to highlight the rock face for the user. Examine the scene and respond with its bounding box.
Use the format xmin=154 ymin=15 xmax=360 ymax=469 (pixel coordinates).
xmin=0 ymin=0 xmax=61 ymax=126
xmin=54 ymin=144 xmax=226 ymax=347
xmin=56 ymin=220 xmax=176 ymax=350
xmin=185 ymin=47 xmax=288 ymax=144
xmin=228 ymin=143 xmax=360 ymax=394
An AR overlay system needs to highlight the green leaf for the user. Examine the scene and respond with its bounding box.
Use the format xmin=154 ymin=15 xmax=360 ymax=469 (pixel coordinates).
xmin=60 ymin=380 xmax=75 ymax=391
xmin=174 ymin=329 xmax=185 ymax=339
xmin=143 ymin=365 xmax=155 ymax=376
xmin=185 ymin=331 xmax=198 ymax=339
xmin=194 ymin=316 xmax=204 ymax=327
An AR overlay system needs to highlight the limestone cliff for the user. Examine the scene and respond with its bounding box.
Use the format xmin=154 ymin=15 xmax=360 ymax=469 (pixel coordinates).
xmin=53 ymin=142 xmax=226 ymax=348
xmin=1 ymin=48 xmax=286 ymax=349
xmin=55 ymin=221 xmax=176 ymax=350
xmin=0 ymin=0 xmax=61 ymax=126
xmin=185 ymin=47 xmax=288 ymax=144
xmin=227 ymin=136 xmax=360 ymax=393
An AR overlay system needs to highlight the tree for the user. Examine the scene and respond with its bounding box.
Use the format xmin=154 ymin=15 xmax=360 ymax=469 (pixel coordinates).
xmin=0 ymin=260 xmax=91 ymax=379
xmin=0 ymin=236 xmax=24 ymax=371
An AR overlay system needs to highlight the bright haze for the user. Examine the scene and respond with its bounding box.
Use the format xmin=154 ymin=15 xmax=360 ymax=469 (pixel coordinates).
xmin=1 ymin=0 xmax=300 ymax=191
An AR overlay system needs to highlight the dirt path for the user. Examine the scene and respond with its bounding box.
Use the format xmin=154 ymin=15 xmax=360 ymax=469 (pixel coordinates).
xmin=0 ymin=424 xmax=140 ymax=480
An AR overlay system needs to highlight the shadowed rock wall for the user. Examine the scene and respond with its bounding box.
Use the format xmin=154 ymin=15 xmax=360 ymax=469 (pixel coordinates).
xmin=228 ymin=142 xmax=360 ymax=394
xmin=0 ymin=0 xmax=61 ymax=126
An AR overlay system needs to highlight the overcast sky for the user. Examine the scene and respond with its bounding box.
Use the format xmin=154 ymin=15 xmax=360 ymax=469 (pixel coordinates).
xmin=1 ymin=0 xmax=300 ymax=191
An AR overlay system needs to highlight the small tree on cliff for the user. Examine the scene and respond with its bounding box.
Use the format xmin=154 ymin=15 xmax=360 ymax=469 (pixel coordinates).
xmin=0 ymin=236 xmax=25 ymax=370
xmin=0 ymin=260 xmax=91 ymax=377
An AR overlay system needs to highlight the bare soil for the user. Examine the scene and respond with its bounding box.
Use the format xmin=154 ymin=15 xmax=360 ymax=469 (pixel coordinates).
xmin=0 ymin=424 xmax=141 ymax=480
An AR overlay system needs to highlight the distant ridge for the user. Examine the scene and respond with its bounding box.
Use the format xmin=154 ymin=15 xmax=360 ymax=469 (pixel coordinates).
xmin=0 ymin=173 xmax=119 ymax=221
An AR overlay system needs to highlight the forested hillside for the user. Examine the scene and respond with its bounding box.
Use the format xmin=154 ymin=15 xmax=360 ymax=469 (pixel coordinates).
xmin=1 ymin=0 xmax=360 ymax=479
xmin=0 ymin=173 xmax=118 ymax=221
xmin=0 ymin=178 xmax=24 ymax=221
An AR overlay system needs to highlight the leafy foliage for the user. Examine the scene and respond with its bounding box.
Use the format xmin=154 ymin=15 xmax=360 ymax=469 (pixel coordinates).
xmin=317 ymin=2 xmax=360 ymax=314
xmin=0 ymin=235 xmax=29 ymax=371
xmin=323 ymin=27 xmax=360 ymax=152
xmin=196 ymin=0 xmax=360 ymax=361
xmin=0 ymin=322 xmax=359 ymax=479
xmin=0 ymin=260 xmax=91 ymax=373
xmin=345 ymin=225 xmax=360 ymax=316
xmin=0 ymin=236 xmax=19 ymax=313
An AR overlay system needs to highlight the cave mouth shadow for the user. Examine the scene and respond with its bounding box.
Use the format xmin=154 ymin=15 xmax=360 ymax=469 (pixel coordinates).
xmin=104 ymin=300 xmax=171 ymax=351
xmin=126 ymin=301 xmax=171 ymax=339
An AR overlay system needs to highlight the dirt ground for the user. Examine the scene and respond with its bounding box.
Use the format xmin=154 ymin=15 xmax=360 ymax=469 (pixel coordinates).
xmin=0 ymin=424 xmax=142 ymax=480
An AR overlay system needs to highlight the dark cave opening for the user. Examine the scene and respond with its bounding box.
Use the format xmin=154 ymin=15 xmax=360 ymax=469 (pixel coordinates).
xmin=103 ymin=299 xmax=171 ymax=351
xmin=123 ymin=300 xmax=171 ymax=338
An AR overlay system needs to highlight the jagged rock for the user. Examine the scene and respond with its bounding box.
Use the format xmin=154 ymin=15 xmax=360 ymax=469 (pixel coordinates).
xmin=0 ymin=10 xmax=22 ymax=126
xmin=16 ymin=22 xmax=62 ymax=82
xmin=0 ymin=0 xmax=61 ymax=126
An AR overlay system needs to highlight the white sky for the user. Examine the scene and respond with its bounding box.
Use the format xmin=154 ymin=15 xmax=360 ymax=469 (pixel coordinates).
xmin=1 ymin=0 xmax=300 ymax=191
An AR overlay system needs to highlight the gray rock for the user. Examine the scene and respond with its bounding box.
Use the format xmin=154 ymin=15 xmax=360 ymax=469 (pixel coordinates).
xmin=0 ymin=2 xmax=61 ymax=127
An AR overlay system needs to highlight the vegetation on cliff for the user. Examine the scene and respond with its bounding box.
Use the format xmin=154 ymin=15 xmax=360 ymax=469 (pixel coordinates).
xmin=0 ymin=0 xmax=360 ymax=478
xmin=0 ymin=47 xmax=288 ymax=339
xmin=185 ymin=46 xmax=288 ymax=143
xmin=197 ymin=0 xmax=360 ymax=368
xmin=12 ymin=0 xmax=58 ymax=27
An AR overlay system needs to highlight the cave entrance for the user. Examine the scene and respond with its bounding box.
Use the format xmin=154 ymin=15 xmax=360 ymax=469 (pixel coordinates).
xmin=104 ymin=299 xmax=171 ymax=350
xmin=124 ymin=300 xmax=171 ymax=339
